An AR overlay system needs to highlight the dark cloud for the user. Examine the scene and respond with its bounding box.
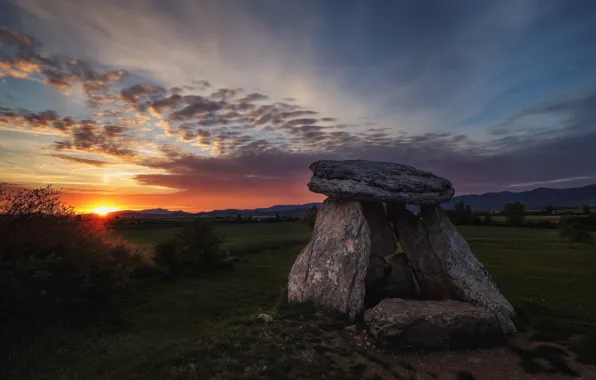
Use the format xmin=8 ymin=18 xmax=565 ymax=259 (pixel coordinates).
xmin=0 ymin=28 xmax=37 ymax=50
xmin=53 ymin=122 xmax=135 ymax=157
xmin=2 ymin=26 xmax=595 ymax=197
xmin=191 ymin=79 xmax=211 ymax=88
xmin=210 ymin=88 xmax=242 ymax=101
xmin=120 ymin=84 xmax=166 ymax=104
xmin=132 ymin=84 xmax=596 ymax=195
xmin=168 ymin=96 xmax=224 ymax=121
xmin=48 ymin=154 xmax=110 ymax=167
xmin=239 ymin=92 xmax=269 ymax=102
xmin=0 ymin=107 xmax=75 ymax=133
xmin=488 ymin=88 xmax=596 ymax=137
xmin=0 ymin=105 xmax=138 ymax=158
xmin=1 ymin=29 xmax=127 ymax=97
xmin=283 ymin=118 xmax=319 ymax=128
xmin=148 ymin=94 xmax=184 ymax=117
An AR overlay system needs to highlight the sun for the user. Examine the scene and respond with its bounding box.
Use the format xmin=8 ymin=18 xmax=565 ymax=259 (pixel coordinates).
xmin=91 ymin=206 xmax=119 ymax=216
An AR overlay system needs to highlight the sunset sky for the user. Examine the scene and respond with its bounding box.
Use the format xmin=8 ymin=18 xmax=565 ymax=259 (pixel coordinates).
xmin=1 ymin=0 xmax=596 ymax=212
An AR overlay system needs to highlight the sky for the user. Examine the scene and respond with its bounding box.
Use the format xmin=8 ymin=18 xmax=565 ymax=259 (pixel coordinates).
xmin=1 ymin=0 xmax=595 ymax=212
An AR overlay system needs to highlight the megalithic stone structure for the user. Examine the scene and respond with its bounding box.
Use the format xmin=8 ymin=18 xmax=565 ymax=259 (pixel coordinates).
xmin=287 ymin=159 xmax=517 ymax=336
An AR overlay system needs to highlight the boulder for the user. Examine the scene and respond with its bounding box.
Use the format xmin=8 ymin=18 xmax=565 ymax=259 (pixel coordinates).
xmin=287 ymin=198 xmax=371 ymax=319
xmin=308 ymin=160 xmax=454 ymax=204
xmin=386 ymin=203 xmax=456 ymax=300
xmin=420 ymin=205 xmax=517 ymax=333
xmin=364 ymin=298 xmax=504 ymax=349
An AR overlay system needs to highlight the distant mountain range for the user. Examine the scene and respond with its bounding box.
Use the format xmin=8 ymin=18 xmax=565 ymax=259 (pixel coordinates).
xmin=443 ymin=184 xmax=596 ymax=211
xmin=112 ymin=184 xmax=596 ymax=217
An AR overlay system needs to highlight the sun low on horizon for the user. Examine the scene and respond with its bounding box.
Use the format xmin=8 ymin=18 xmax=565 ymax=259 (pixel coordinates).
xmin=91 ymin=206 xmax=120 ymax=216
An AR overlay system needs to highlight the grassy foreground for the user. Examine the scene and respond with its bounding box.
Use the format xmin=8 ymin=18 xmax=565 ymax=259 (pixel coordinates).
xmin=2 ymin=223 xmax=596 ymax=379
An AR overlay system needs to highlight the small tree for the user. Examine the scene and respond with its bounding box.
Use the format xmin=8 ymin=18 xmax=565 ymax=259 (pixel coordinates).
xmin=482 ymin=214 xmax=493 ymax=226
xmin=448 ymin=201 xmax=475 ymax=225
xmin=275 ymin=212 xmax=281 ymax=221
xmin=582 ymin=205 xmax=592 ymax=215
xmin=503 ymin=201 xmax=525 ymax=227
xmin=154 ymin=220 xmax=222 ymax=274
xmin=301 ymin=205 xmax=318 ymax=230
xmin=0 ymin=183 xmax=74 ymax=217
xmin=543 ymin=204 xmax=554 ymax=216
xmin=559 ymin=217 xmax=594 ymax=248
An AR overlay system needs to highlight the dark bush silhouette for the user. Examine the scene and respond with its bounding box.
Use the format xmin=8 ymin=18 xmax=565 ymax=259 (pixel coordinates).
xmin=559 ymin=217 xmax=595 ymax=247
xmin=154 ymin=220 xmax=223 ymax=275
xmin=503 ymin=201 xmax=526 ymax=227
xmin=0 ymin=184 xmax=151 ymax=325
xmin=482 ymin=214 xmax=493 ymax=226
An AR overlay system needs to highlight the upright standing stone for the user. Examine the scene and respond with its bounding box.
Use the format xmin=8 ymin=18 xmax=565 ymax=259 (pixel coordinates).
xmin=288 ymin=198 xmax=372 ymax=320
xmin=420 ymin=205 xmax=517 ymax=333
xmin=386 ymin=203 xmax=457 ymax=300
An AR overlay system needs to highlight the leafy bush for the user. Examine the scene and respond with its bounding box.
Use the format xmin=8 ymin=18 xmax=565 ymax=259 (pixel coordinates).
xmin=503 ymin=201 xmax=526 ymax=227
xmin=154 ymin=220 xmax=223 ymax=275
xmin=559 ymin=217 xmax=595 ymax=247
xmin=0 ymin=184 xmax=152 ymax=325
xmin=482 ymin=214 xmax=494 ymax=226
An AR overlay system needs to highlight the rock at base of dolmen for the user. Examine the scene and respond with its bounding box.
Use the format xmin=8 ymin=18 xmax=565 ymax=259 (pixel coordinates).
xmin=364 ymin=298 xmax=504 ymax=350
xmin=287 ymin=198 xmax=371 ymax=320
xmin=420 ymin=205 xmax=518 ymax=334
xmin=308 ymin=159 xmax=454 ymax=204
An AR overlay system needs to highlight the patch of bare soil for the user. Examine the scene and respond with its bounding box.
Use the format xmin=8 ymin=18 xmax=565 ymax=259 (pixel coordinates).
xmin=332 ymin=326 xmax=596 ymax=380
xmin=162 ymin=305 xmax=596 ymax=379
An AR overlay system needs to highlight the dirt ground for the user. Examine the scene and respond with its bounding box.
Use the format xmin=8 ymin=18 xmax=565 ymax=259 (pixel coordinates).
xmin=334 ymin=327 xmax=596 ymax=380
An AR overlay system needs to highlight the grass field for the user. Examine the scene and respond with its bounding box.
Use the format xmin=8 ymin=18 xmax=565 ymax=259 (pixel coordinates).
xmin=2 ymin=223 xmax=596 ymax=379
xmin=112 ymin=222 xmax=312 ymax=253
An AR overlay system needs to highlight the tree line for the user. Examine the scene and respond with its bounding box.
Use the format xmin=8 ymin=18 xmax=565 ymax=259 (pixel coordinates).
xmin=301 ymin=202 xmax=595 ymax=247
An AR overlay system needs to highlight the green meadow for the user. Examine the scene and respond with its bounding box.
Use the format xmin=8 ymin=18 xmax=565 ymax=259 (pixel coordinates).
xmin=2 ymin=223 xmax=595 ymax=379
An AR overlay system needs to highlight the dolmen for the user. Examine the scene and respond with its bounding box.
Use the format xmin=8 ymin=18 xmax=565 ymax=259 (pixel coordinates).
xmin=287 ymin=160 xmax=517 ymax=349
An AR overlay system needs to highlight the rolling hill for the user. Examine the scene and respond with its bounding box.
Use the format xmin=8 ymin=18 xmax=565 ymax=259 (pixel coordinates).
xmin=111 ymin=184 xmax=596 ymax=217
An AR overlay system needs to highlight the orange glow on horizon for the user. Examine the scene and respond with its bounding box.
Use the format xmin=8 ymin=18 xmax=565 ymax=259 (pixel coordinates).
xmin=91 ymin=206 xmax=119 ymax=216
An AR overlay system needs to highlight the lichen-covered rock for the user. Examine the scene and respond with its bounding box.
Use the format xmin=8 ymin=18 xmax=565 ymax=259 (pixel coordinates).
xmin=386 ymin=203 xmax=456 ymax=300
xmin=308 ymin=160 xmax=454 ymax=204
xmin=420 ymin=205 xmax=517 ymax=333
xmin=287 ymin=198 xmax=371 ymax=320
xmin=364 ymin=298 xmax=504 ymax=349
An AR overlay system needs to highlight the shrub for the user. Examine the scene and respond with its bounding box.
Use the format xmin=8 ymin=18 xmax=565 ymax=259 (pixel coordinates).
xmin=154 ymin=220 xmax=223 ymax=275
xmin=559 ymin=217 xmax=594 ymax=247
xmin=0 ymin=184 xmax=152 ymax=325
xmin=503 ymin=201 xmax=526 ymax=227
xmin=482 ymin=215 xmax=493 ymax=226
